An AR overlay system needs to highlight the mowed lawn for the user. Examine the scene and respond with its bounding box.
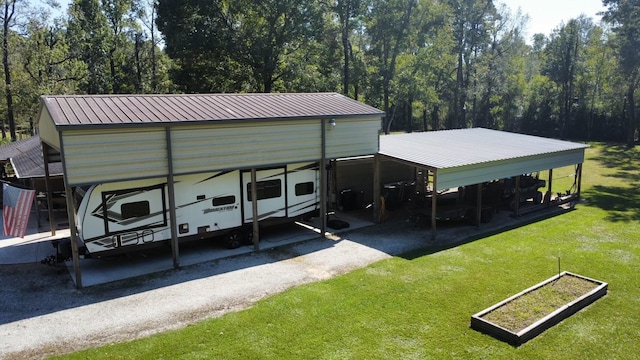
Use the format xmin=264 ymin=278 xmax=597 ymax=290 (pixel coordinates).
xmin=55 ymin=144 xmax=640 ymax=360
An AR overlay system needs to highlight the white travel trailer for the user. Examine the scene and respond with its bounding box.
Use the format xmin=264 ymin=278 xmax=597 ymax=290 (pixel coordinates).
xmin=76 ymin=162 xmax=319 ymax=256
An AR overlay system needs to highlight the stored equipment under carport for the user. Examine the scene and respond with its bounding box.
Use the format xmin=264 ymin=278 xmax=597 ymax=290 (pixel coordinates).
xmin=75 ymin=162 xmax=319 ymax=256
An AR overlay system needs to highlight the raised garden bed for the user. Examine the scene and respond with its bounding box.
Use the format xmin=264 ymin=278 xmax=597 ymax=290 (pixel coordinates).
xmin=470 ymin=271 xmax=607 ymax=346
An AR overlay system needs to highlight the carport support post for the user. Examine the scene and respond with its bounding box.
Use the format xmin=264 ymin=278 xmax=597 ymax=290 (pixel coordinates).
xmin=546 ymin=169 xmax=553 ymax=208
xmin=576 ymin=163 xmax=583 ymax=199
xmin=64 ymin=182 xmax=82 ymax=289
xmin=475 ymin=183 xmax=482 ymax=227
xmin=251 ymin=168 xmax=260 ymax=251
xmin=514 ymin=175 xmax=521 ymax=217
xmin=431 ymin=170 xmax=437 ymax=241
xmin=373 ymin=154 xmax=381 ymax=223
xmin=320 ymin=119 xmax=327 ymax=237
xmin=166 ymin=128 xmax=180 ymax=269
xmin=41 ymin=143 xmax=56 ymax=235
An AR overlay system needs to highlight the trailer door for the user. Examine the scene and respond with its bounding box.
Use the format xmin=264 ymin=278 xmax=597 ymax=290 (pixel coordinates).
xmin=242 ymin=168 xmax=286 ymax=222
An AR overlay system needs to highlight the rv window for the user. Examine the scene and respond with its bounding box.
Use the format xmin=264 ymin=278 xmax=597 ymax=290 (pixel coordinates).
xmin=295 ymin=182 xmax=315 ymax=196
xmin=121 ymin=201 xmax=150 ymax=219
xmin=247 ymin=179 xmax=282 ymax=201
xmin=213 ymin=195 xmax=236 ymax=206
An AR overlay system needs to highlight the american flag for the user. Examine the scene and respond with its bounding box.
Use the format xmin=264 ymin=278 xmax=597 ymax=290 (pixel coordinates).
xmin=3 ymin=183 xmax=35 ymax=238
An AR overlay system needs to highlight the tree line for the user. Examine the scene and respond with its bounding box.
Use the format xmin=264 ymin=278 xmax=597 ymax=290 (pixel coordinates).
xmin=1 ymin=0 xmax=639 ymax=145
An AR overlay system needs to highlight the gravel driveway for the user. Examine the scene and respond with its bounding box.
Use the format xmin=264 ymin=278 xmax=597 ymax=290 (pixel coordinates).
xmin=0 ymin=220 xmax=428 ymax=359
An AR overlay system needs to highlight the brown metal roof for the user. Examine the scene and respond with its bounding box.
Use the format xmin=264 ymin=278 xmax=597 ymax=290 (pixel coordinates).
xmin=42 ymin=93 xmax=385 ymax=128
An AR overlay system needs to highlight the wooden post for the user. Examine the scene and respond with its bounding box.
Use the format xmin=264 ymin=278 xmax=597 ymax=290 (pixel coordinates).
xmin=251 ymin=168 xmax=260 ymax=251
xmin=165 ymin=128 xmax=180 ymax=269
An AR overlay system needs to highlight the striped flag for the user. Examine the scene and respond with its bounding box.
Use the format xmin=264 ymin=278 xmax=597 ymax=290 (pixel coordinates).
xmin=3 ymin=183 xmax=35 ymax=238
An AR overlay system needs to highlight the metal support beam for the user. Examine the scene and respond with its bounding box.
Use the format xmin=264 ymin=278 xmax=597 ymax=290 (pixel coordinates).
xmin=373 ymin=154 xmax=381 ymax=223
xmin=546 ymin=169 xmax=553 ymax=208
xmin=31 ymin=179 xmax=40 ymax=229
xmin=576 ymin=163 xmax=583 ymax=200
xmin=320 ymin=119 xmax=327 ymax=237
xmin=514 ymin=175 xmax=521 ymax=217
xmin=475 ymin=183 xmax=482 ymax=227
xmin=56 ymin=132 xmax=82 ymax=288
xmin=41 ymin=143 xmax=55 ymax=235
xmin=431 ymin=170 xmax=437 ymax=241
xmin=64 ymin=182 xmax=82 ymax=288
xmin=165 ymin=128 xmax=180 ymax=269
xmin=251 ymin=168 xmax=260 ymax=251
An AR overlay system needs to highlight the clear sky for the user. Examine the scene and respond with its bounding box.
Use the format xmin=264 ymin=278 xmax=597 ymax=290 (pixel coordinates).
xmin=499 ymin=0 xmax=607 ymax=39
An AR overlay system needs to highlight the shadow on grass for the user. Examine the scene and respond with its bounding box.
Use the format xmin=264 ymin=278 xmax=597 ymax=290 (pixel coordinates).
xmin=591 ymin=143 xmax=640 ymax=173
xmin=400 ymin=207 xmax=576 ymax=261
xmin=584 ymin=143 xmax=640 ymax=221
xmin=582 ymin=185 xmax=640 ymax=222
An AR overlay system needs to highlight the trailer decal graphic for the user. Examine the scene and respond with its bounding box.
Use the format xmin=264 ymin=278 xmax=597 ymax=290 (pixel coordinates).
xmin=203 ymin=205 xmax=236 ymax=214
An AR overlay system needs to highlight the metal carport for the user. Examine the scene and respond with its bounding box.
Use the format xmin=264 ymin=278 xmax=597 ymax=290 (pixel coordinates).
xmin=373 ymin=128 xmax=589 ymax=239
xmin=37 ymin=93 xmax=384 ymax=288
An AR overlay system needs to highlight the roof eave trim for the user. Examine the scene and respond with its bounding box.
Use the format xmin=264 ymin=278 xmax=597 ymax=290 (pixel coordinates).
xmin=52 ymin=113 xmax=386 ymax=130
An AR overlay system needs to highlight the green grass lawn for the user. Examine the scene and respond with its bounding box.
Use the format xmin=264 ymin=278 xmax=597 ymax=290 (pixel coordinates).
xmin=54 ymin=143 xmax=640 ymax=359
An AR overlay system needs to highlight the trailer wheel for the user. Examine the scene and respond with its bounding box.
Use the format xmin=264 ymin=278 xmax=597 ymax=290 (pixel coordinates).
xmin=243 ymin=227 xmax=254 ymax=245
xmin=226 ymin=230 xmax=243 ymax=249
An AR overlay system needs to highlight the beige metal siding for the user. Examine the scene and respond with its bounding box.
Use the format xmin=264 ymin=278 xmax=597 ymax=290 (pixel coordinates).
xmin=436 ymin=149 xmax=586 ymax=190
xmin=37 ymin=107 xmax=61 ymax=150
xmin=61 ymin=128 xmax=168 ymax=185
xmin=59 ymin=116 xmax=382 ymax=185
xmin=171 ymin=121 xmax=322 ymax=173
xmin=325 ymin=117 xmax=380 ymax=159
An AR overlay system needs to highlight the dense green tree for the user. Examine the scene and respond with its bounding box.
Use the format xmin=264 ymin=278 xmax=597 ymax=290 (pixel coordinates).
xmin=334 ymin=0 xmax=364 ymax=96
xmin=1 ymin=0 xmax=21 ymax=140
xmin=366 ymin=0 xmax=417 ymax=133
xmin=0 ymin=0 xmax=636 ymax=145
xmin=22 ymin=20 xmax=85 ymax=95
xmin=603 ymin=0 xmax=640 ymax=145
xmin=471 ymin=3 xmax=527 ymax=130
xmin=444 ymin=0 xmax=497 ymax=128
xmin=67 ymin=0 xmax=111 ymax=94
xmin=157 ymin=0 xmax=324 ymax=93
xmin=102 ymin=0 xmax=142 ymax=93
xmin=543 ymin=17 xmax=593 ymax=138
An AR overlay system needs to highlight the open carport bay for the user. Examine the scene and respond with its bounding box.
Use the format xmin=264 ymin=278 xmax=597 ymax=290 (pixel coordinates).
xmin=64 ymin=210 xmax=374 ymax=287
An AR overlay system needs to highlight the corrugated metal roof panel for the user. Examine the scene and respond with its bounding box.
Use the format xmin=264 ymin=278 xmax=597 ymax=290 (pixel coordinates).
xmin=0 ymin=136 xmax=40 ymax=161
xmin=379 ymin=128 xmax=589 ymax=170
xmin=42 ymin=93 xmax=384 ymax=127
xmin=0 ymin=135 xmax=63 ymax=178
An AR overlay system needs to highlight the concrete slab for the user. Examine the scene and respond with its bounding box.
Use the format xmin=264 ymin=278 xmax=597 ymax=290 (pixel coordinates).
xmin=67 ymin=210 xmax=375 ymax=287
xmin=0 ymin=209 xmax=70 ymax=264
